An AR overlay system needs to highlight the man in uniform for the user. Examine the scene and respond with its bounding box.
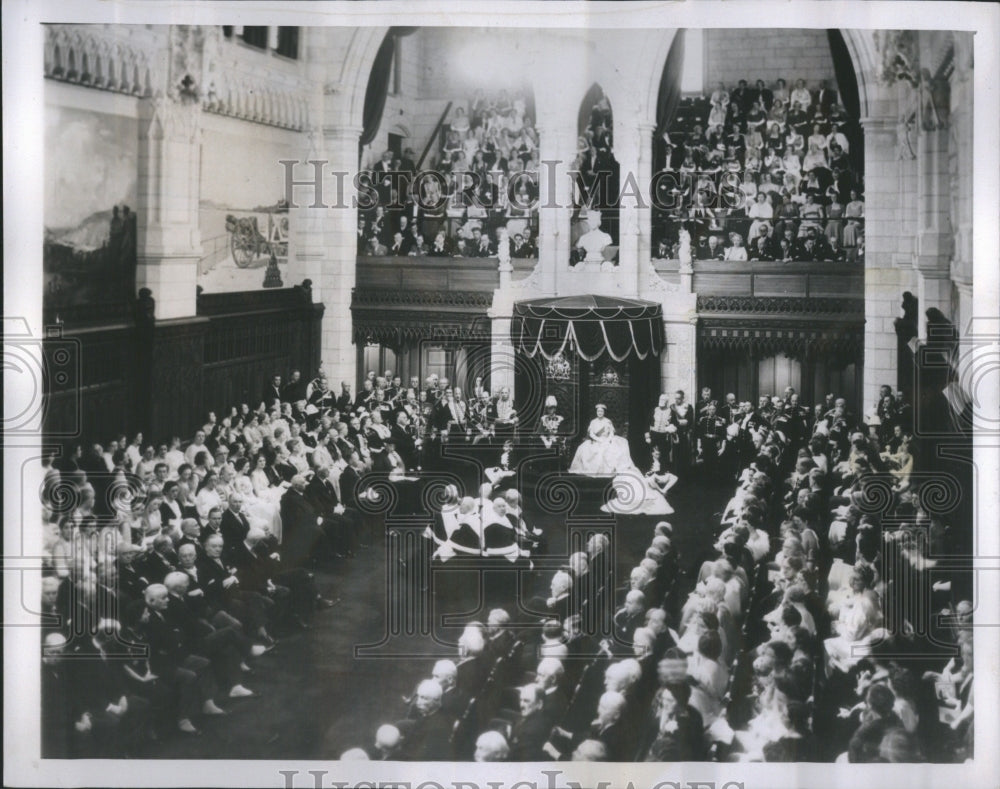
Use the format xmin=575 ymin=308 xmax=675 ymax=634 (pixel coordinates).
xmin=696 ymin=402 xmax=727 ymax=478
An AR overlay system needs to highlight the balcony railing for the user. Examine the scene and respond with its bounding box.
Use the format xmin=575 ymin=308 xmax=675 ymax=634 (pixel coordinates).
xmin=355 ymin=255 xmax=537 ymax=294
xmin=652 ymin=258 xmax=863 ymax=299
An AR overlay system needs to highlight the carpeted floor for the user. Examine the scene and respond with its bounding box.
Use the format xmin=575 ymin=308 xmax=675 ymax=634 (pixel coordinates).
xmin=137 ymin=464 xmax=736 ymax=759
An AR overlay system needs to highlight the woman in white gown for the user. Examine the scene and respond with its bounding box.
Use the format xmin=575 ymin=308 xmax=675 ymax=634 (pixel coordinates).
xmin=569 ymin=405 xmax=633 ymax=475
xmin=569 ymin=405 xmax=675 ymax=515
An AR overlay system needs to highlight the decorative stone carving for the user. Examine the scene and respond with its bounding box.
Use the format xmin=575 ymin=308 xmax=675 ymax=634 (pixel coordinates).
xmin=44 ymin=24 xmax=155 ymax=96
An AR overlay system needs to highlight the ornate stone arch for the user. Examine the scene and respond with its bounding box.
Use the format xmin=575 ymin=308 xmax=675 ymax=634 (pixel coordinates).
xmin=336 ymin=26 xmax=391 ymax=130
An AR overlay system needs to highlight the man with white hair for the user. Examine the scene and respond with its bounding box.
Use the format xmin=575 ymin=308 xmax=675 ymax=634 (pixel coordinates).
xmin=474 ymin=730 xmax=510 ymax=762
xmin=509 ymin=684 xmax=550 ymax=761
xmin=548 ymin=690 xmax=630 ymax=762
xmin=544 ymin=570 xmax=573 ymax=621
xmin=535 ymin=657 xmax=568 ymax=722
xmin=613 ymin=589 xmax=647 ymax=646
xmin=373 ymin=724 xmax=402 ymax=760
xmin=571 ymin=738 xmax=608 ymax=761
xmin=279 ymin=475 xmax=332 ymax=568
xmin=162 ymin=572 xmax=256 ymax=700
xmin=430 ymin=659 xmax=465 ymax=717
xmin=139 ymin=583 xmax=224 ymax=734
xmin=395 ymin=679 xmax=453 ymax=761
xmin=485 ymin=607 xmax=515 ymax=660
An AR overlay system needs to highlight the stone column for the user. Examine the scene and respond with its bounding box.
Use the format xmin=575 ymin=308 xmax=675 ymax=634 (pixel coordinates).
xmin=636 ymin=122 xmax=655 ymax=277
xmin=287 ymin=126 xmax=329 ymax=307
xmin=949 ymin=34 xmax=974 ymax=332
xmin=537 ymin=123 xmax=576 ymax=296
xmin=613 ymin=120 xmax=642 ymax=295
xmin=136 ymin=95 xmax=203 ymax=320
xmin=914 ymin=122 xmax=954 ymax=338
xmin=318 ymin=125 xmax=362 ymax=387
xmin=860 ymin=114 xmax=906 ymax=409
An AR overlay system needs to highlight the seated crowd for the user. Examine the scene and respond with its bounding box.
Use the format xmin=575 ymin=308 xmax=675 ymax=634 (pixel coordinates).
xmin=341 ymin=385 xmax=972 ymax=763
xmin=358 ymin=88 xmax=540 ymax=259
xmin=652 ymin=77 xmax=864 ymax=263
xmin=38 ymin=366 xmax=533 ymax=754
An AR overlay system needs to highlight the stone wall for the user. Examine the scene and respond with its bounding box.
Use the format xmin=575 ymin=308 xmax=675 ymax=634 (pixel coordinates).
xmin=704 ymin=29 xmax=835 ymax=89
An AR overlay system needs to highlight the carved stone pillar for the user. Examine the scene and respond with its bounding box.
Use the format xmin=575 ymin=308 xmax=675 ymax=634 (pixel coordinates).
xmin=536 ymin=123 xmax=576 ymax=296
xmin=318 ymin=125 xmax=363 ymax=387
xmin=136 ymin=95 xmax=203 ymax=320
xmin=860 ymin=113 xmax=905 ymax=409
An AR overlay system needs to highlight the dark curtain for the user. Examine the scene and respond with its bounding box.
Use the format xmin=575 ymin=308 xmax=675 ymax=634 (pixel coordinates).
xmin=826 ymin=30 xmax=860 ymax=119
xmin=359 ymin=28 xmax=420 ymax=155
xmin=512 ymin=297 xmax=665 ymax=363
xmin=578 ymin=83 xmax=605 ymax=137
xmin=655 ymin=29 xmax=687 ymax=137
xmin=826 ymin=30 xmax=865 ymax=181
xmin=628 ymin=353 xmax=660 ymax=466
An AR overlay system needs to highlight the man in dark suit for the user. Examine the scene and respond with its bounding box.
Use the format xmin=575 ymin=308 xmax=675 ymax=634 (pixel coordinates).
xmin=508 ymin=684 xmax=553 ymax=761
xmin=754 ymin=79 xmax=774 ymax=110
xmin=306 ymin=465 xmax=359 ymax=557
xmin=613 ymin=590 xmax=647 ymax=647
xmin=262 ymin=374 xmax=283 ymax=409
xmin=395 ymin=679 xmax=454 ymax=761
xmin=221 ymin=495 xmax=251 ymax=556
xmin=280 ymin=475 xmax=332 ymax=568
xmin=137 ymin=535 xmax=176 ymax=586
xmin=137 ymin=583 xmax=223 ymax=734
xmin=389 ymin=412 xmax=419 ymax=470
xmin=815 ymin=79 xmax=839 ymax=114
xmin=197 ymin=534 xmax=273 ymax=641
xmin=547 ymin=689 xmax=631 ymax=762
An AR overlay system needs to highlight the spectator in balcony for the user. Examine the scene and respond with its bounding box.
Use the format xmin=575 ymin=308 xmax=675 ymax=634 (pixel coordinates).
xmin=428 ymin=230 xmax=451 ymax=258
xmin=710 ymin=82 xmax=730 ymax=108
xmin=825 ymin=187 xmax=844 ymax=246
xmin=748 ymin=224 xmax=777 ymax=261
xmin=799 ymin=193 xmax=825 ymax=236
xmin=470 ymin=227 xmax=493 ymax=257
xmin=825 ymin=234 xmax=847 ymax=263
xmin=747 ymin=192 xmax=774 ymax=239
xmin=698 ymin=234 xmax=725 ymax=261
xmin=768 ymin=97 xmax=787 ymax=126
xmin=755 ymin=79 xmax=774 ymax=111
xmin=815 ymin=79 xmax=839 ymax=113
xmin=389 ymin=231 xmax=407 ymax=256
xmin=790 ymin=79 xmax=812 ymax=111
xmin=746 ymin=100 xmax=767 ymax=133
xmin=787 ymin=101 xmax=810 ymax=135
xmin=730 ymin=79 xmax=754 ymax=114
xmin=802 ymin=143 xmax=828 ymax=174
xmin=843 ymin=190 xmax=865 ymax=247
xmin=794 ymin=226 xmax=831 ymax=262
xmin=724 ymin=233 xmax=748 ymax=262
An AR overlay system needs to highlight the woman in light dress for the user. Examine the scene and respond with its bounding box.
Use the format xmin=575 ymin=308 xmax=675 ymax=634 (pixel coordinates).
xmin=569 ymin=404 xmax=634 ymax=475
xmin=233 ymin=471 xmax=283 ymax=542
xmin=567 ymin=405 xmax=675 ymax=515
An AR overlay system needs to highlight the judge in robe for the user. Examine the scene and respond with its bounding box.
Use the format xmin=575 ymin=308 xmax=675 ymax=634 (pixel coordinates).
xmin=480 ymin=508 xmax=529 ymax=609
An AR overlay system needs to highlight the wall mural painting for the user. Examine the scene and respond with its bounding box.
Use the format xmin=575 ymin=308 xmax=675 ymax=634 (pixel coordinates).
xmin=198 ymin=199 xmax=289 ymax=293
xmin=44 ymin=107 xmax=138 ymax=320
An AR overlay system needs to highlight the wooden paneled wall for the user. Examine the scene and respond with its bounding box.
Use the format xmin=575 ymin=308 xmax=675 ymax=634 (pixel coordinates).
xmin=42 ymin=284 xmax=324 ymax=450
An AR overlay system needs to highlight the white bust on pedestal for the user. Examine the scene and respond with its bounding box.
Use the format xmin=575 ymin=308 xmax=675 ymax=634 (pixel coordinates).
xmin=575 ymin=210 xmax=614 ymax=271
